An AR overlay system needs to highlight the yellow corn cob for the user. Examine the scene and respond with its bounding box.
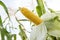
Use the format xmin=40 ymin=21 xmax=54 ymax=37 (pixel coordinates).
xmin=19 ymin=7 xmax=43 ymax=25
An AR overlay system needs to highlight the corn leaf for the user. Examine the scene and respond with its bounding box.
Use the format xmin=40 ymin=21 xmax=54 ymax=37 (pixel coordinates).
xmin=19 ymin=25 xmax=27 ymax=40
xmin=47 ymin=35 xmax=56 ymax=40
xmin=45 ymin=17 xmax=60 ymax=37
xmin=7 ymin=35 xmax=12 ymax=40
xmin=1 ymin=28 xmax=12 ymax=40
xmin=0 ymin=16 xmax=3 ymax=27
xmin=3 ymin=28 xmax=12 ymax=40
xmin=0 ymin=16 xmax=5 ymax=40
xmin=56 ymin=37 xmax=60 ymax=40
xmin=14 ymin=34 xmax=16 ymax=40
xmin=48 ymin=8 xmax=56 ymax=13
xmin=0 ymin=1 xmax=10 ymax=18
xmin=3 ymin=28 xmax=9 ymax=36
xmin=1 ymin=28 xmax=8 ymax=40
xmin=36 ymin=6 xmax=42 ymax=17
xmin=37 ymin=0 xmax=46 ymax=13
xmin=1 ymin=29 xmax=5 ymax=40
xmin=18 ymin=19 xmax=29 ymax=21
xmin=11 ymin=34 xmax=16 ymax=40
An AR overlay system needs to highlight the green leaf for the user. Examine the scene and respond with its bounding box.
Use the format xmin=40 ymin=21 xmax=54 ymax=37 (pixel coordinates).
xmin=48 ymin=8 xmax=56 ymax=13
xmin=0 ymin=16 xmax=3 ymax=27
xmin=1 ymin=28 xmax=8 ymax=40
xmin=1 ymin=30 xmax=5 ymax=40
xmin=36 ymin=6 xmax=42 ymax=17
xmin=56 ymin=37 xmax=60 ymax=40
xmin=19 ymin=25 xmax=27 ymax=40
xmin=1 ymin=28 xmax=12 ymax=40
xmin=0 ymin=17 xmax=5 ymax=40
xmin=11 ymin=34 xmax=16 ymax=40
xmin=45 ymin=18 xmax=60 ymax=37
xmin=0 ymin=1 xmax=10 ymax=18
xmin=18 ymin=19 xmax=29 ymax=21
xmin=47 ymin=35 xmax=56 ymax=40
xmin=14 ymin=34 xmax=16 ymax=40
xmin=3 ymin=28 xmax=12 ymax=40
xmin=3 ymin=28 xmax=9 ymax=35
xmin=3 ymin=17 xmax=8 ymax=24
xmin=7 ymin=35 xmax=12 ymax=40
xmin=37 ymin=0 xmax=46 ymax=14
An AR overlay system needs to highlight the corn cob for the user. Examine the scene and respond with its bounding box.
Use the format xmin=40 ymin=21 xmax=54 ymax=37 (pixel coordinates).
xmin=19 ymin=7 xmax=43 ymax=25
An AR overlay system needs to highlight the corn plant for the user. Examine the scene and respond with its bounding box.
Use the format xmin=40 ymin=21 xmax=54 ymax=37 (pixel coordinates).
xmin=0 ymin=0 xmax=60 ymax=40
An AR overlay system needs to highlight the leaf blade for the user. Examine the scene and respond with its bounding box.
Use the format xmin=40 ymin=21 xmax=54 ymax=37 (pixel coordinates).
xmin=36 ymin=0 xmax=46 ymax=17
xmin=0 ymin=1 xmax=10 ymax=18
xmin=19 ymin=25 xmax=27 ymax=40
xmin=36 ymin=6 xmax=42 ymax=17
